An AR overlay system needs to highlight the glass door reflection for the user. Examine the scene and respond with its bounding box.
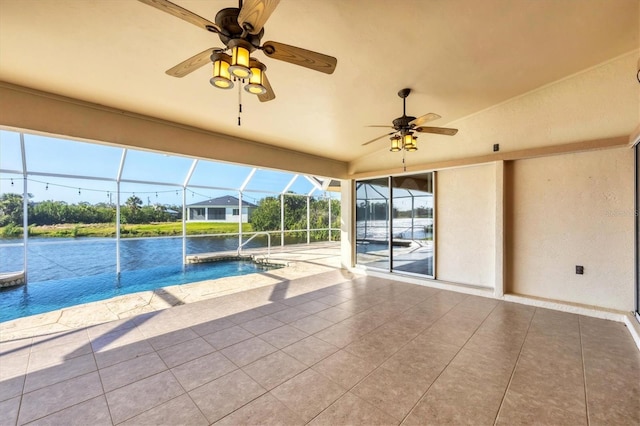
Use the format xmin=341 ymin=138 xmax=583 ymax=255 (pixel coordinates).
xmin=391 ymin=173 xmax=434 ymax=277
xmin=355 ymin=178 xmax=390 ymax=270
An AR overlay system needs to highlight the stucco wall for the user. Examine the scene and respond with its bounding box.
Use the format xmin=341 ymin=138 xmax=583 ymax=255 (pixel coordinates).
xmin=436 ymin=164 xmax=496 ymax=288
xmin=506 ymin=147 xmax=634 ymax=311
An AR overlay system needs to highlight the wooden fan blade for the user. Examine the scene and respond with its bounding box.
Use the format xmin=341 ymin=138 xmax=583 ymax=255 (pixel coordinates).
xmin=238 ymin=0 xmax=280 ymax=35
xmin=262 ymin=41 xmax=337 ymax=74
xmin=166 ymin=48 xmax=217 ymax=77
xmin=137 ymin=0 xmax=222 ymax=33
xmin=258 ymin=73 xmax=276 ymax=102
xmin=366 ymin=125 xmax=395 ymax=128
xmin=362 ymin=132 xmax=396 ymax=146
xmin=409 ymin=113 xmax=441 ymax=127
xmin=415 ymin=126 xmax=459 ymax=136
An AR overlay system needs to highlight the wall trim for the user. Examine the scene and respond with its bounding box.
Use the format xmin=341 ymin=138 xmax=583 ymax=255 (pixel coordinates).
xmin=349 ymin=135 xmax=629 ymax=180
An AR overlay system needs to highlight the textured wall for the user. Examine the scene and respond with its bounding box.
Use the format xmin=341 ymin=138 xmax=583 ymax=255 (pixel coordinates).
xmin=506 ymin=147 xmax=634 ymax=311
xmin=436 ymin=164 xmax=496 ymax=288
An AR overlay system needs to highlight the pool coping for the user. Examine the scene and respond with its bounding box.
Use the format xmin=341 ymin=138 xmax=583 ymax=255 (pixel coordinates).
xmin=0 ymin=242 xmax=342 ymax=341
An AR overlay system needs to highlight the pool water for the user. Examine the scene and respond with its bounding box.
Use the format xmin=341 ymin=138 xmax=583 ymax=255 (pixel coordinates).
xmin=0 ymin=260 xmax=280 ymax=323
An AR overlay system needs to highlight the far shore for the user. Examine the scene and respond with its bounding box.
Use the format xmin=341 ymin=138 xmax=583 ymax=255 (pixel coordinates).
xmin=0 ymin=222 xmax=253 ymax=239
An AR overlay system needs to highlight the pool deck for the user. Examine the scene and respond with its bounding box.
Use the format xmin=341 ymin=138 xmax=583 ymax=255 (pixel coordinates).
xmin=0 ymin=242 xmax=344 ymax=342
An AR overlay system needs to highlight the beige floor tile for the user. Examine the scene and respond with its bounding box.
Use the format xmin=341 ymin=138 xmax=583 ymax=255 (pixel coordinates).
xmin=190 ymin=317 xmax=235 ymax=337
xmin=24 ymin=353 xmax=96 ymax=393
xmin=221 ymin=337 xmax=278 ymax=367
xmin=189 ymin=369 xmax=266 ymax=423
xmin=0 ymin=353 xmax=29 ymax=380
xmin=105 ymin=370 xmax=184 ymax=424
xmin=269 ymin=307 xmax=310 ymax=323
xmin=226 ymin=309 xmax=265 ymax=325
xmin=242 ymin=350 xmax=306 ymax=390
xmin=94 ymin=339 xmax=155 ymax=369
xmin=290 ymin=315 xmax=333 ymax=334
xmin=314 ymin=306 xmax=354 ymax=323
xmin=99 ymin=351 xmax=167 ymax=392
xmin=447 ymin=347 xmax=516 ymax=387
xmin=380 ymin=339 xmax=458 ymax=381
xmin=259 ymin=325 xmax=309 ymax=349
xmin=31 ymin=329 xmax=90 ymax=354
xmin=147 ymin=327 xmax=199 ymax=351
xmin=18 ymin=372 xmax=103 ymax=425
xmin=295 ymin=301 xmax=332 ymax=314
xmin=270 ymin=369 xmax=345 ymax=422
xmin=214 ymin=392 xmax=304 ymax=426
xmin=171 ymin=351 xmax=237 ymax=391
xmin=203 ymin=325 xmax=254 ymax=350
xmin=27 ymin=342 xmax=93 ymax=371
xmin=0 ymin=395 xmax=20 ymax=426
xmin=282 ymin=336 xmax=339 ymax=366
xmin=352 ymin=366 xmax=431 ymax=421
xmin=26 ymin=395 xmax=112 ymax=426
xmin=120 ymin=394 xmax=208 ymax=426
xmin=0 ymin=374 xmax=25 ymax=402
xmin=312 ymin=350 xmax=377 ymax=389
xmin=403 ymin=367 xmax=506 ymax=426
xmin=240 ymin=316 xmax=286 ymax=335
xmin=90 ymin=326 xmax=147 ymax=353
xmin=313 ymin=323 xmax=364 ymax=348
xmin=496 ymin=389 xmax=587 ymax=426
xmin=255 ymin=302 xmax=290 ymax=316
xmin=309 ymin=392 xmax=398 ymax=426
xmin=157 ymin=336 xmax=215 ymax=368
xmin=314 ymin=294 xmax=350 ymax=307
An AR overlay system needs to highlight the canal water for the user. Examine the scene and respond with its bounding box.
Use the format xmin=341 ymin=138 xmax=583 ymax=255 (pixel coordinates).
xmin=0 ymin=234 xmax=305 ymax=322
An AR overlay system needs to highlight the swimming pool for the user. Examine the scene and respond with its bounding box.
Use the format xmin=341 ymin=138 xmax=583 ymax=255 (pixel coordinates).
xmin=0 ymin=260 xmax=281 ymax=323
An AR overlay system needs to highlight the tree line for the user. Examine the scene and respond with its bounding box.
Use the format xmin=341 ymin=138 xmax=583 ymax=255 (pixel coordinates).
xmin=1 ymin=193 xmax=341 ymax=239
xmin=0 ymin=194 xmax=181 ymax=227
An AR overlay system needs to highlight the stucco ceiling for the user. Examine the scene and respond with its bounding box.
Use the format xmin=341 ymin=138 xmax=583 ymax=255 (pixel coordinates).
xmin=0 ymin=0 xmax=638 ymax=164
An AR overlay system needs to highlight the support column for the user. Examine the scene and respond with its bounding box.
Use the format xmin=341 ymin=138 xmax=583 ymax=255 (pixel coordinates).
xmin=306 ymin=196 xmax=311 ymax=244
xmin=328 ymin=194 xmax=332 ymax=242
xmin=19 ymin=133 xmax=28 ymax=282
xmin=280 ymin=193 xmax=285 ymax=247
xmin=494 ymin=160 xmax=505 ymax=298
xmin=340 ymin=179 xmax=354 ymax=269
xmin=182 ymin=188 xmax=187 ymax=264
xmin=238 ymin=191 xmax=243 ymax=248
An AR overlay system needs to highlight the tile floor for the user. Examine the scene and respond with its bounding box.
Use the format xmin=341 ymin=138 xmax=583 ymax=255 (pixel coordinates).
xmin=1 ymin=270 xmax=639 ymax=425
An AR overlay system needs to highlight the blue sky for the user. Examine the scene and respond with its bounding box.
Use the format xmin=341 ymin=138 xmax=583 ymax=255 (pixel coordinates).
xmin=0 ymin=130 xmax=336 ymax=205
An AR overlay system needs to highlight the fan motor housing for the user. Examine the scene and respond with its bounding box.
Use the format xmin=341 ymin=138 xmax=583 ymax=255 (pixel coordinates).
xmin=214 ymin=7 xmax=264 ymax=49
xmin=393 ymin=115 xmax=416 ymax=129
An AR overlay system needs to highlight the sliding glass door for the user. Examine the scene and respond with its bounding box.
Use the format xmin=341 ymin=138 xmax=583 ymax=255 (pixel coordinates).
xmin=355 ymin=178 xmax=390 ymax=270
xmin=355 ymin=173 xmax=435 ymax=278
xmin=391 ymin=174 xmax=435 ymax=277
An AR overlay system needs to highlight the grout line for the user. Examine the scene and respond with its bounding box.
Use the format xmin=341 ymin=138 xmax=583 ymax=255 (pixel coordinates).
xmin=578 ymin=316 xmax=591 ymax=425
xmin=400 ymin=297 xmax=503 ymax=424
xmin=492 ymin=306 xmax=537 ymax=425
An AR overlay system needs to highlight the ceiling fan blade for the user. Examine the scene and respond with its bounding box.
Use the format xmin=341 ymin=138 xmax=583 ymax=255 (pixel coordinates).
xmin=262 ymin=41 xmax=337 ymax=74
xmin=238 ymin=0 xmax=280 ymax=35
xmin=362 ymin=132 xmax=396 ymax=146
xmin=258 ymin=73 xmax=276 ymax=102
xmin=166 ymin=48 xmax=218 ymax=77
xmin=415 ymin=126 xmax=459 ymax=136
xmin=366 ymin=125 xmax=395 ymax=128
xmin=137 ymin=0 xmax=222 ymax=33
xmin=409 ymin=113 xmax=441 ymax=127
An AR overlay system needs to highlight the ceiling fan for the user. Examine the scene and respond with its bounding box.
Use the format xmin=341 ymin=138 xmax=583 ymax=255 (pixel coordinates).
xmin=137 ymin=0 xmax=337 ymax=102
xmin=363 ymin=88 xmax=458 ymax=152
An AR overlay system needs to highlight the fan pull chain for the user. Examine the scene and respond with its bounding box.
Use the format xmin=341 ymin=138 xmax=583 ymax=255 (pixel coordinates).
xmin=402 ymin=150 xmax=407 ymax=172
xmin=237 ymin=80 xmax=242 ymax=126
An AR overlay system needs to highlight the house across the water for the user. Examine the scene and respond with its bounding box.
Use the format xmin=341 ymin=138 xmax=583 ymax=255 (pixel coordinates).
xmin=186 ymin=195 xmax=256 ymax=222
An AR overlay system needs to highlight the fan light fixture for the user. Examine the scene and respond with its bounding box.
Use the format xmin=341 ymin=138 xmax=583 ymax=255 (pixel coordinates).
xmin=245 ymin=59 xmax=267 ymax=95
xmin=389 ymin=132 xmax=418 ymax=152
xmin=228 ymin=40 xmax=252 ymax=79
xmin=210 ymin=53 xmax=234 ymax=89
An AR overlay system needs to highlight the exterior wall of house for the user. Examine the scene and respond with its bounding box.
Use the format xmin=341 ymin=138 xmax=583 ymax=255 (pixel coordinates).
xmin=187 ymin=206 xmax=252 ymax=222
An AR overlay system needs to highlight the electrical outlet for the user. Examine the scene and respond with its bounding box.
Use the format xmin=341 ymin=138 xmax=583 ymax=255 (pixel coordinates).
xmin=493 ymin=144 xmax=500 ymax=152
xmin=576 ymin=265 xmax=584 ymax=275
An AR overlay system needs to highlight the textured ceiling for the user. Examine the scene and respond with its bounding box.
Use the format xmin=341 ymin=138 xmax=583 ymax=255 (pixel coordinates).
xmin=0 ymin=0 xmax=637 ymax=163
